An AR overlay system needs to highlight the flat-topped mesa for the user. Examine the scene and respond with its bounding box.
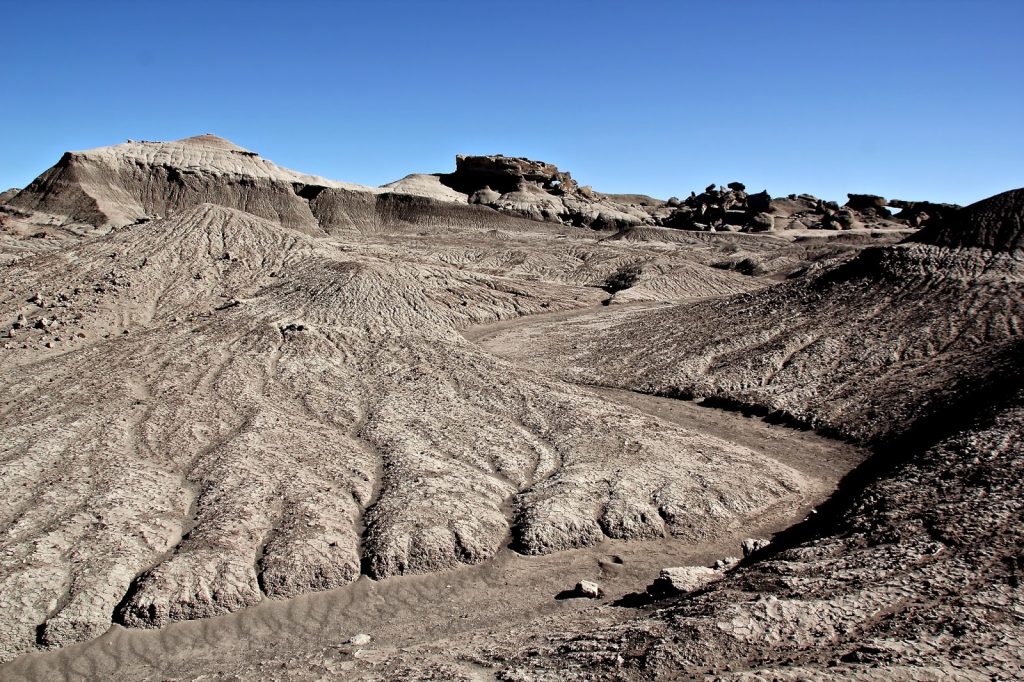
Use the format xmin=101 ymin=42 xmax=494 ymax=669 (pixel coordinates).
xmin=6 ymin=135 xmax=378 ymax=233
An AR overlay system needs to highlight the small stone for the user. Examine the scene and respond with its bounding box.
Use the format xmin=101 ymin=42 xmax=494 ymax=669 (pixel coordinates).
xmin=348 ymin=633 xmax=371 ymax=646
xmin=575 ymin=580 xmax=602 ymax=598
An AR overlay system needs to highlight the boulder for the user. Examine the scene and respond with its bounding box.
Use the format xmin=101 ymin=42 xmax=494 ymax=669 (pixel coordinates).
xmin=747 ymin=190 xmax=771 ymax=214
xmin=824 ymin=209 xmax=859 ymax=230
xmin=574 ymin=580 xmax=603 ymax=598
xmin=846 ymin=193 xmax=891 ymax=217
xmin=845 ymin=193 xmax=887 ymax=210
xmin=468 ymin=186 xmax=501 ymax=206
xmin=723 ymin=209 xmax=749 ymax=226
xmin=741 ymin=537 xmax=771 ymax=557
xmin=647 ymin=566 xmax=722 ymax=597
xmin=748 ymin=212 xmax=775 ymax=232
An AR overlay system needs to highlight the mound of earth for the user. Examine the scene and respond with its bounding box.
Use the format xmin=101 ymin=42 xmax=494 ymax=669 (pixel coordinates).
xmin=908 ymin=186 xmax=1023 ymax=252
xmin=379 ymin=173 xmax=469 ymax=203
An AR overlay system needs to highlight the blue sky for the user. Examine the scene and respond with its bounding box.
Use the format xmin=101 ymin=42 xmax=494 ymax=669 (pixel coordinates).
xmin=1 ymin=0 xmax=1021 ymax=205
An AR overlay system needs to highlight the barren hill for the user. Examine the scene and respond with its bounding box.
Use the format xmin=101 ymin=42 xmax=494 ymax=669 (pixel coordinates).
xmin=908 ymin=186 xmax=1024 ymax=252
xmin=0 ymin=203 xmax=809 ymax=663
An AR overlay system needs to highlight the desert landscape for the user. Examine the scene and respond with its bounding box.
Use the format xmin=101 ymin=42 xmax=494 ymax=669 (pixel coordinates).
xmin=0 ymin=130 xmax=1019 ymax=680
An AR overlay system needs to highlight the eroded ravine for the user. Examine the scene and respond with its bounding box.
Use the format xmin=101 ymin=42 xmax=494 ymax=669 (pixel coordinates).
xmin=1 ymin=304 xmax=867 ymax=681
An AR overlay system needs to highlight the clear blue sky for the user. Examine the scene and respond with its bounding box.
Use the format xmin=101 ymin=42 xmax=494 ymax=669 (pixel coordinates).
xmin=1 ymin=0 xmax=1021 ymax=205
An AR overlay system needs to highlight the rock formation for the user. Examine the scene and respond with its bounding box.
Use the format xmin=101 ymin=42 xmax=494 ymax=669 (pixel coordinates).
xmin=441 ymin=154 xmax=658 ymax=229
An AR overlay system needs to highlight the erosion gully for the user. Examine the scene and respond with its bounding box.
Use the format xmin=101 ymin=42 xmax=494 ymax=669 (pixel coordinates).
xmin=2 ymin=303 xmax=866 ymax=681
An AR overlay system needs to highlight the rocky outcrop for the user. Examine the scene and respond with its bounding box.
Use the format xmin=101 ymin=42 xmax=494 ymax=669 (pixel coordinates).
xmin=443 ymin=155 xmax=575 ymax=195
xmin=888 ymin=198 xmax=960 ymax=227
xmin=0 ymin=188 xmax=18 ymax=204
xmin=663 ymin=183 xmax=778 ymax=233
xmin=661 ymin=185 xmax=939 ymax=233
xmin=440 ymin=154 xmax=658 ymax=230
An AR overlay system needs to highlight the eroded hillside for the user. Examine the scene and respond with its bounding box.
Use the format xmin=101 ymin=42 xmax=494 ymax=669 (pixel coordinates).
xmin=0 ymin=137 xmax=1020 ymax=681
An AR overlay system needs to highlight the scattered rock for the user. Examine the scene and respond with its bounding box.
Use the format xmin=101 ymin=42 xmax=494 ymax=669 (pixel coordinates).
xmin=713 ymin=556 xmax=741 ymax=570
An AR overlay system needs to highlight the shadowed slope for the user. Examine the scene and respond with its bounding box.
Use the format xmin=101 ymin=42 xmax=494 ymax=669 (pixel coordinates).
xmin=908 ymin=186 xmax=1024 ymax=252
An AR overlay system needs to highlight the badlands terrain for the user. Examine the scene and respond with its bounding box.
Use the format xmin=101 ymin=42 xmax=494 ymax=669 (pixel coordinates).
xmin=0 ymin=135 xmax=1020 ymax=680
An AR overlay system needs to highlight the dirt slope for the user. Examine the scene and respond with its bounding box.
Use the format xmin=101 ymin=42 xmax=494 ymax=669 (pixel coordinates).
xmin=907 ymin=186 xmax=1024 ymax=252
xmin=0 ymin=204 xmax=808 ymax=663
xmin=490 ymin=222 xmax=1024 ymax=444
xmin=497 ymin=381 xmax=1024 ymax=680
